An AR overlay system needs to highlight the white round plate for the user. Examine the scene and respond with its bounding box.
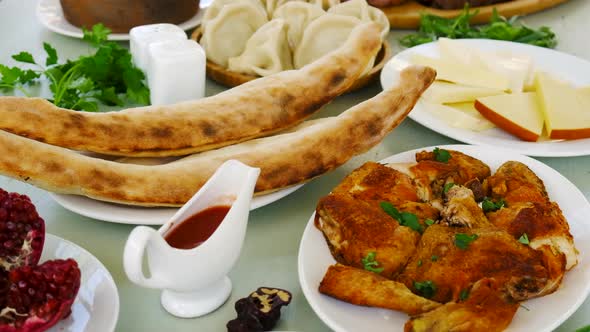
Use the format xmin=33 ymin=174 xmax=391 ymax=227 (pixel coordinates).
xmin=36 ymin=0 xmax=207 ymax=41
xmin=298 ymin=144 xmax=590 ymax=332
xmin=43 ymin=234 xmax=119 ymax=332
xmin=49 ymin=184 xmax=304 ymax=225
xmin=380 ymin=40 xmax=590 ymax=157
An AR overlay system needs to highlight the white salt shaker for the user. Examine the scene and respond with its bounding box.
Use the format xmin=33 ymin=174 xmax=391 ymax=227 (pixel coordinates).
xmin=129 ymin=24 xmax=187 ymax=72
xmin=147 ymin=39 xmax=206 ymax=106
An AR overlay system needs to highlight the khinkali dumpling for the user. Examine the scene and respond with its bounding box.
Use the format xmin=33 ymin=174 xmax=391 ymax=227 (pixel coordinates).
xmin=294 ymin=14 xmax=363 ymax=69
xmin=203 ymin=0 xmax=266 ymax=24
xmin=262 ymin=0 xmax=340 ymax=16
xmin=228 ymin=19 xmax=293 ymax=77
xmin=200 ymin=1 xmax=268 ymax=67
xmin=272 ymin=2 xmax=325 ymax=49
xmin=328 ymin=0 xmax=390 ymax=40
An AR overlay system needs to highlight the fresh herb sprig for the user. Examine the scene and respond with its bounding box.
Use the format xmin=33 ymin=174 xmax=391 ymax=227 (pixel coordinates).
xmin=380 ymin=202 xmax=424 ymax=234
xmin=455 ymin=233 xmax=478 ymax=250
xmin=399 ymin=6 xmax=557 ymax=48
xmin=482 ymin=198 xmax=506 ymax=212
xmin=362 ymin=252 xmax=384 ymax=274
xmin=414 ymin=280 xmax=437 ymax=298
xmin=0 ymin=24 xmax=149 ymax=112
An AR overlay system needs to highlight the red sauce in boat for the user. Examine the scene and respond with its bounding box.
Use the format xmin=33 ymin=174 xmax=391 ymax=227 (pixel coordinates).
xmin=164 ymin=205 xmax=230 ymax=249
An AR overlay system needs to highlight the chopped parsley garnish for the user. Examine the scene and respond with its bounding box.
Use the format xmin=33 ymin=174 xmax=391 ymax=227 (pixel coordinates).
xmin=433 ymin=147 xmax=451 ymax=163
xmin=459 ymin=288 xmax=470 ymax=301
xmin=417 ymin=259 xmax=423 ymax=267
xmin=399 ymin=6 xmax=557 ymax=49
xmin=380 ymin=202 xmax=423 ymax=234
xmin=455 ymin=233 xmax=479 ymax=250
xmin=482 ymin=198 xmax=506 ymax=212
xmin=425 ymin=219 xmax=435 ymax=226
xmin=518 ymin=233 xmax=530 ymax=245
xmin=443 ymin=183 xmax=455 ymax=194
xmin=362 ymin=252 xmax=384 ymax=274
xmin=0 ymin=23 xmax=149 ymax=112
xmin=430 ymin=255 xmax=438 ymax=262
xmin=414 ymin=280 xmax=437 ymax=299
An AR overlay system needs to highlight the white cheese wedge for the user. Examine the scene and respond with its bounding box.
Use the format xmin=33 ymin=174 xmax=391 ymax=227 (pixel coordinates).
xmin=422 ymin=81 xmax=505 ymax=104
xmin=437 ymin=38 xmax=533 ymax=92
xmin=411 ymin=54 xmax=511 ymax=91
xmin=535 ymin=72 xmax=590 ymax=139
xmin=421 ymin=101 xmax=495 ymax=131
xmin=475 ymin=92 xmax=544 ymax=142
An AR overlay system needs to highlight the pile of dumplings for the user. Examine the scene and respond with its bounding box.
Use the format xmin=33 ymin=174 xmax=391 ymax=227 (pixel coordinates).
xmin=199 ymin=0 xmax=390 ymax=77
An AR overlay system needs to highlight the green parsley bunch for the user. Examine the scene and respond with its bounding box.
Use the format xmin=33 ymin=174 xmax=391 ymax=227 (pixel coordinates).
xmin=0 ymin=24 xmax=149 ymax=112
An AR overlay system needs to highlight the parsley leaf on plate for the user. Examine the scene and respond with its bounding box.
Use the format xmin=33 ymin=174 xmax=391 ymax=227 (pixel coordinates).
xmin=414 ymin=280 xmax=437 ymax=299
xmin=482 ymin=198 xmax=506 ymax=212
xmin=380 ymin=202 xmax=424 ymax=234
xmin=518 ymin=233 xmax=530 ymax=245
xmin=362 ymin=252 xmax=384 ymax=274
xmin=455 ymin=233 xmax=478 ymax=250
xmin=433 ymin=147 xmax=451 ymax=163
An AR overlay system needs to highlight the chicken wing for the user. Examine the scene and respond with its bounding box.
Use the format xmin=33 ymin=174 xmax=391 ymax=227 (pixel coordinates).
xmin=388 ymin=149 xmax=491 ymax=204
xmin=398 ymin=224 xmax=552 ymax=303
xmin=484 ymin=161 xmax=548 ymax=205
xmin=319 ymin=264 xmax=441 ymax=315
xmin=485 ymin=161 xmax=577 ymax=271
xmin=315 ymin=193 xmax=420 ymax=279
xmin=404 ymin=278 xmax=519 ymax=332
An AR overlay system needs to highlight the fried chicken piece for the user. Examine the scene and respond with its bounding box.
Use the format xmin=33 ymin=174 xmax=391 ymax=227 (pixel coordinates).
xmin=488 ymin=201 xmax=576 ymax=270
xmin=441 ymin=185 xmax=490 ymax=228
xmin=315 ymin=193 xmax=420 ymax=279
xmin=388 ymin=149 xmax=491 ymax=204
xmin=485 ymin=160 xmax=577 ymax=272
xmin=319 ymin=264 xmax=441 ymax=315
xmin=398 ymin=224 xmax=553 ymax=303
xmin=331 ymin=161 xmax=421 ymax=206
xmin=484 ymin=161 xmax=548 ymax=205
xmin=404 ymin=278 xmax=519 ymax=332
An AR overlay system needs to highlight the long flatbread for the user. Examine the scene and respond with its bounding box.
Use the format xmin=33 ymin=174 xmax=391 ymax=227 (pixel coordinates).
xmin=0 ymin=66 xmax=436 ymax=206
xmin=0 ymin=23 xmax=382 ymax=157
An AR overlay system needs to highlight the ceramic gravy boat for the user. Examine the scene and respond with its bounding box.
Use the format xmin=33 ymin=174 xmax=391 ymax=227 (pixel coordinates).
xmin=123 ymin=160 xmax=260 ymax=318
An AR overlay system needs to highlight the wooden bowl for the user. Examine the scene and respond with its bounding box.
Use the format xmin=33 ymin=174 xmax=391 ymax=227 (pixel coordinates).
xmin=191 ymin=27 xmax=392 ymax=93
xmin=381 ymin=0 xmax=570 ymax=28
xmin=60 ymin=0 xmax=200 ymax=33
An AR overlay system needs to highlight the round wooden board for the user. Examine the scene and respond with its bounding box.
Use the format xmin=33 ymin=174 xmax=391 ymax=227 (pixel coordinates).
xmin=190 ymin=27 xmax=391 ymax=93
xmin=383 ymin=0 xmax=570 ymax=28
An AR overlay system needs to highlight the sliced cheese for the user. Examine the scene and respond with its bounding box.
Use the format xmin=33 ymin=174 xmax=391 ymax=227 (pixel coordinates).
xmin=438 ymin=38 xmax=533 ymax=92
xmin=535 ymin=72 xmax=590 ymax=139
xmin=411 ymin=54 xmax=511 ymax=91
xmin=422 ymin=81 xmax=505 ymax=104
xmin=421 ymin=101 xmax=495 ymax=131
xmin=475 ymin=92 xmax=544 ymax=142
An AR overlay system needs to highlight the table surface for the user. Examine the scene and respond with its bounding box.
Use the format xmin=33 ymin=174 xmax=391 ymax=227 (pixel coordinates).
xmin=1 ymin=0 xmax=589 ymax=331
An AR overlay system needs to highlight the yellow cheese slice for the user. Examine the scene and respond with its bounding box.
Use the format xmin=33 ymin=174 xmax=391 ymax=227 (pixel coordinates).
xmin=475 ymin=92 xmax=544 ymax=142
xmin=535 ymin=72 xmax=590 ymax=139
xmin=422 ymin=81 xmax=505 ymax=104
xmin=437 ymin=38 xmax=533 ymax=92
xmin=421 ymin=101 xmax=495 ymax=131
xmin=411 ymin=54 xmax=511 ymax=91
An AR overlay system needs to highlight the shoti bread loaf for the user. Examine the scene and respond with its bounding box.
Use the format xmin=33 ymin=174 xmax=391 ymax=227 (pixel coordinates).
xmin=0 ymin=23 xmax=382 ymax=157
xmin=0 ymin=66 xmax=435 ymax=206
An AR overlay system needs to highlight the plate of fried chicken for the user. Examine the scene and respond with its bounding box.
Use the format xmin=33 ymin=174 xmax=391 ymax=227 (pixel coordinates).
xmin=298 ymin=144 xmax=590 ymax=332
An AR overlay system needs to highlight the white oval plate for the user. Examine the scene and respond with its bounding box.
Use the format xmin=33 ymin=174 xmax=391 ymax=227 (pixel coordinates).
xmin=36 ymin=0 xmax=207 ymax=41
xmin=49 ymin=183 xmax=303 ymax=225
xmin=380 ymin=40 xmax=590 ymax=157
xmin=298 ymin=144 xmax=590 ymax=332
xmin=43 ymin=234 xmax=119 ymax=332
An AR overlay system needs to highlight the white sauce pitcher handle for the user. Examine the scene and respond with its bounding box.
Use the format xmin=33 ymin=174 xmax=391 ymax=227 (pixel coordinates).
xmin=123 ymin=226 xmax=165 ymax=289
